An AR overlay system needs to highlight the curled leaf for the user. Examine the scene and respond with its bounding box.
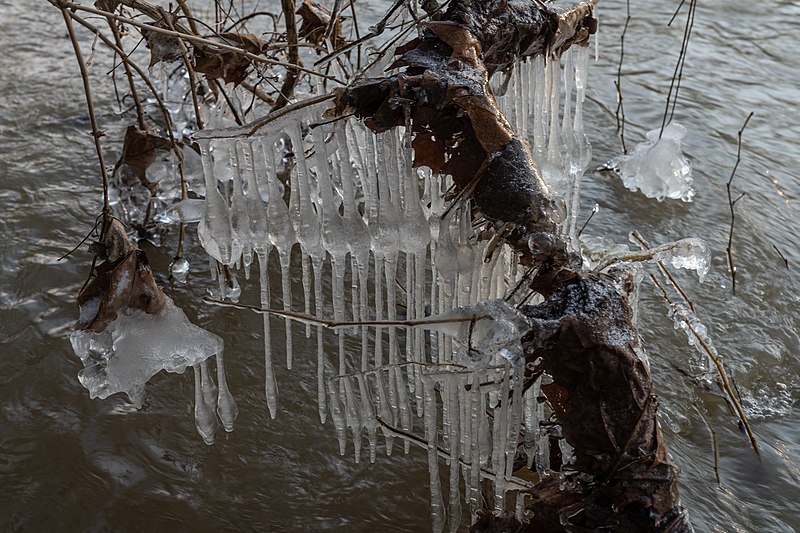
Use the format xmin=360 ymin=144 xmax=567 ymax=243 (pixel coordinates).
xmin=77 ymin=219 xmax=165 ymax=333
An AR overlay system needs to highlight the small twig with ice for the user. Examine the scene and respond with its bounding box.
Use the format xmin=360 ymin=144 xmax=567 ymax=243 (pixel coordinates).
xmin=726 ymin=112 xmax=754 ymax=294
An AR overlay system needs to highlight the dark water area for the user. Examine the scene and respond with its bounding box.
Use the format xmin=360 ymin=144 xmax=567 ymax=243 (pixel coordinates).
xmin=1 ymin=1 xmax=798 ymax=531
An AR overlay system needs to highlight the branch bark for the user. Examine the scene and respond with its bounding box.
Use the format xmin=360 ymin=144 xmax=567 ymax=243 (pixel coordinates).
xmin=334 ymin=1 xmax=691 ymax=530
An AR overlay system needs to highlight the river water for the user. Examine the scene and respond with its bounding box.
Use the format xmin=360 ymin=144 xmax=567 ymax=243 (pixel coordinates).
xmin=1 ymin=0 xmax=798 ymax=531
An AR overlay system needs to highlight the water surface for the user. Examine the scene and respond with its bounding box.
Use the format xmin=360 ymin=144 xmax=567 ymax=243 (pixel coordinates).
xmin=1 ymin=0 xmax=798 ymax=531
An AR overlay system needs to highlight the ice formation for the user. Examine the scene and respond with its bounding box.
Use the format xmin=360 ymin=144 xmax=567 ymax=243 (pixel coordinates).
xmin=610 ymin=122 xmax=695 ymax=202
xmin=182 ymin=44 xmax=595 ymax=530
xmin=70 ymin=296 xmax=229 ymax=410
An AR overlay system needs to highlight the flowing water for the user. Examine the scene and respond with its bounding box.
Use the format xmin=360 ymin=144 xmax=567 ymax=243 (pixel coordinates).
xmin=1 ymin=0 xmax=799 ymax=531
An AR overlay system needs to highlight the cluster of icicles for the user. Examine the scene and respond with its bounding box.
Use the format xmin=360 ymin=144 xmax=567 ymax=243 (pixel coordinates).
xmin=192 ymin=45 xmax=592 ymax=531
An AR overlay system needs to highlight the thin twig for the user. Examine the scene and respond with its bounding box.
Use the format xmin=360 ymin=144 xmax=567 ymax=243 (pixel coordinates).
xmin=203 ymin=296 xmax=487 ymax=329
xmin=60 ymin=7 xmax=111 ymax=220
xmin=692 ymin=402 xmax=721 ymax=484
xmin=726 ymin=112 xmax=754 ymax=294
xmin=272 ymin=0 xmax=301 ymax=110
xmin=107 ymin=17 xmax=146 ymax=129
xmin=159 ymin=7 xmax=205 ymax=129
xmin=659 ymin=0 xmax=696 ymax=138
xmin=614 ymin=0 xmax=630 ymax=154
xmin=630 ymin=231 xmax=696 ymax=314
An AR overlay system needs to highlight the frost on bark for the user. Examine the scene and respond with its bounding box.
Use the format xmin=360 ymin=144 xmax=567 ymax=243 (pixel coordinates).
xmin=334 ymin=1 xmax=691 ymax=530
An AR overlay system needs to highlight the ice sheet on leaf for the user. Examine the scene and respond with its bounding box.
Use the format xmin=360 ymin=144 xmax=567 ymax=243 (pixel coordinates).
xmin=610 ymin=123 xmax=694 ymax=202
xmin=599 ymin=237 xmax=710 ymax=282
xmin=422 ymin=300 xmax=531 ymax=369
xmin=70 ymin=296 xmax=223 ymax=408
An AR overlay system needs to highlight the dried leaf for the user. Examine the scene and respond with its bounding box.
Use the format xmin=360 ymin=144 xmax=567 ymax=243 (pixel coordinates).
xmin=297 ymin=0 xmax=348 ymax=49
xmin=141 ymin=22 xmax=185 ymax=67
xmin=95 ymin=0 xmax=120 ymax=11
xmin=115 ymin=125 xmax=171 ymax=194
xmin=77 ymin=220 xmax=165 ymax=333
xmin=193 ymin=34 xmax=262 ymax=85
xmin=423 ymin=22 xmax=482 ymax=68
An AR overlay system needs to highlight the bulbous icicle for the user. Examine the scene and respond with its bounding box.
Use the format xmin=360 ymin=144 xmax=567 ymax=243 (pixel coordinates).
xmin=197 ymin=139 xmax=242 ymax=266
xmin=343 ymin=376 xmax=363 ymax=463
xmin=356 ymin=373 xmax=378 ymax=464
xmin=193 ymin=363 xmax=217 ymax=445
xmin=327 ymin=379 xmax=348 ymax=456
xmin=215 ymin=351 xmax=238 ymax=432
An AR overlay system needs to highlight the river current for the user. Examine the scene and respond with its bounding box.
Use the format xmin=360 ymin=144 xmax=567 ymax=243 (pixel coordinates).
xmin=1 ymin=1 xmax=798 ymax=531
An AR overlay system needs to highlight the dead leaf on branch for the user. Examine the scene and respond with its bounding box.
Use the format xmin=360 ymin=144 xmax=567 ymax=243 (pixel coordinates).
xmin=77 ymin=219 xmax=165 ymax=332
xmin=95 ymin=0 xmax=120 ymax=11
xmin=141 ymin=21 xmax=185 ymax=67
xmin=114 ymin=125 xmax=171 ymax=194
xmin=193 ymin=33 xmax=264 ymax=85
xmin=297 ymin=0 xmax=348 ymax=50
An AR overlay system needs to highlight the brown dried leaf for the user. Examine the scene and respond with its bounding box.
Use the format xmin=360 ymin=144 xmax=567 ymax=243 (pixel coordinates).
xmin=297 ymin=0 xmax=348 ymax=49
xmin=193 ymin=34 xmax=262 ymax=85
xmin=411 ymin=131 xmax=445 ymax=172
xmin=450 ymin=91 xmax=513 ymax=154
xmin=95 ymin=0 xmax=120 ymax=11
xmin=423 ymin=22 xmax=482 ymax=68
xmin=77 ymin=220 xmax=165 ymax=333
xmin=141 ymin=22 xmax=185 ymax=67
xmin=115 ymin=125 xmax=171 ymax=193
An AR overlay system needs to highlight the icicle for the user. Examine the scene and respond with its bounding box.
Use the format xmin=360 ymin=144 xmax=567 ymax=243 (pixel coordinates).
xmin=446 ymin=376 xmax=462 ymax=533
xmin=504 ymin=358 xmax=525 ymax=507
xmin=492 ymin=363 xmax=511 ymax=513
xmin=327 ymin=379 xmax=348 ymax=456
xmin=423 ymin=375 xmax=445 ymax=533
xmin=215 ymin=351 xmax=238 ymax=432
xmin=468 ymin=373 xmax=482 ymax=519
xmin=515 ymin=492 xmax=526 ymax=522
xmin=259 ymin=137 xmax=295 ymax=370
xmin=193 ymin=363 xmax=217 ymax=445
xmin=200 ymin=359 xmax=218 ymax=410
xmin=288 ymin=123 xmax=323 ymax=341
xmin=543 ymin=56 xmax=565 ymax=195
xmin=343 ymin=376 xmax=363 ymax=463
xmin=258 ymin=251 xmax=279 ymax=419
xmin=229 ymin=143 xmax=252 ymax=271
xmin=567 ymin=45 xmax=592 ymax=248
xmin=357 ymin=373 xmax=378 ymax=463
xmin=313 ymin=256 xmax=327 ymax=424
xmin=375 ymin=369 xmax=395 ymax=454
xmin=312 ymin=125 xmax=348 ymax=380
xmin=523 ymin=375 xmax=538 ymax=469
xmin=343 ymin=122 xmax=372 ymax=372
xmin=534 ymin=377 xmax=550 ymax=477
xmin=197 ymin=139 xmax=242 ymax=266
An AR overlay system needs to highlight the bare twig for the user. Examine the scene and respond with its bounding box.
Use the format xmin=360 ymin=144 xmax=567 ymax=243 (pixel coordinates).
xmin=614 ymin=0 xmax=631 ymax=154
xmin=203 ymin=296 xmax=487 ymax=329
xmin=659 ymin=0 xmax=696 ymax=138
xmin=106 ymin=17 xmax=146 ymax=129
xmin=272 ymin=0 xmax=301 ymax=110
xmin=692 ymin=402 xmax=721 ymax=484
xmin=60 ymin=7 xmax=111 ymax=220
xmin=726 ymin=112 xmax=754 ymax=294
xmin=159 ymin=7 xmax=205 ymax=129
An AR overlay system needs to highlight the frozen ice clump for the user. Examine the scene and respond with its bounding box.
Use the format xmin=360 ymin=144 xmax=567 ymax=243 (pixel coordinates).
xmin=424 ymin=300 xmax=531 ymax=369
xmin=69 ymin=296 xmax=223 ymax=407
xmin=610 ymin=123 xmax=695 ymax=202
xmin=651 ymin=237 xmax=710 ymax=282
